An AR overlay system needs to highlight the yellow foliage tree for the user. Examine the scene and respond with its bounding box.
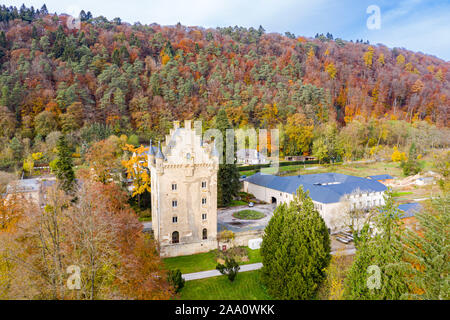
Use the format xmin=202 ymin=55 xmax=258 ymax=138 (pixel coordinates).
xmin=391 ymin=147 xmax=407 ymax=162
xmin=396 ymin=54 xmax=405 ymax=66
xmin=378 ymin=53 xmax=385 ymax=65
xmin=121 ymin=144 xmax=151 ymax=202
xmin=307 ymin=47 xmax=315 ymax=62
xmin=31 ymin=152 xmax=43 ymax=161
xmin=160 ymin=49 xmax=170 ymax=65
xmin=285 ymin=113 xmax=314 ymax=156
xmin=363 ymin=46 xmax=374 ymax=67
xmin=325 ymin=62 xmax=337 ymax=79
xmin=435 ymin=69 xmax=443 ymax=81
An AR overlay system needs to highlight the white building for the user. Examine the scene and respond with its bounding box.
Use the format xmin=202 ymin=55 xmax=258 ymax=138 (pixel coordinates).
xmin=236 ymin=149 xmax=268 ymax=165
xmin=243 ymin=172 xmax=387 ymax=232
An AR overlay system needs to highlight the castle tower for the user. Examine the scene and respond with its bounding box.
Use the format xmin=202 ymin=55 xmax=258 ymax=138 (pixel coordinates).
xmin=149 ymin=120 xmax=219 ymax=257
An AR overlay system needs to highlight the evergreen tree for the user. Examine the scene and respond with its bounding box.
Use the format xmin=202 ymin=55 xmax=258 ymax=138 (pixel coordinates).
xmin=261 ymin=187 xmax=331 ymax=299
xmin=167 ymin=269 xmax=185 ymax=293
xmin=216 ymin=258 xmax=240 ymax=282
xmin=215 ymin=108 xmax=240 ymax=207
xmin=344 ymin=190 xmax=408 ymax=299
xmin=401 ymin=142 xmax=421 ymax=176
xmin=55 ymin=135 xmax=75 ymax=194
xmin=393 ymin=194 xmax=449 ymax=300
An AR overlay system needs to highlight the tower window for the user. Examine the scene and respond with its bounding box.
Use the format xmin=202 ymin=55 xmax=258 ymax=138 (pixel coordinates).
xmin=172 ymin=183 xmax=177 ymax=191
xmin=172 ymin=216 xmax=178 ymax=223
xmin=202 ymin=228 xmax=207 ymax=240
xmin=202 ymin=198 xmax=207 ymax=205
xmin=202 ymin=181 xmax=207 ymax=188
xmin=172 ymin=231 xmax=179 ymax=244
xmin=202 ymin=213 xmax=207 ymax=220
xmin=172 ymin=200 xmax=178 ymax=208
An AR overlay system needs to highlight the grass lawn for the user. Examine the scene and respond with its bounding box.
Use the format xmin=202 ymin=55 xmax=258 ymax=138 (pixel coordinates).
xmin=392 ymin=191 xmax=413 ymax=197
xmin=163 ymin=251 xmax=218 ymax=274
xmin=233 ymin=210 xmax=265 ymax=220
xmin=240 ymin=169 xmax=257 ymax=176
xmin=163 ymin=248 xmax=262 ymax=274
xmin=179 ymin=270 xmax=272 ymax=300
xmin=281 ymin=160 xmax=405 ymax=178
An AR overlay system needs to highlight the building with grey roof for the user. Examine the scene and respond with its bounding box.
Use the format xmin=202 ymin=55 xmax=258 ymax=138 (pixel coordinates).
xmin=243 ymin=172 xmax=387 ymax=231
xmin=236 ymin=149 xmax=268 ymax=165
xmin=5 ymin=178 xmax=57 ymax=207
xmin=398 ymin=202 xmax=422 ymax=219
xmin=367 ymin=174 xmax=394 ymax=181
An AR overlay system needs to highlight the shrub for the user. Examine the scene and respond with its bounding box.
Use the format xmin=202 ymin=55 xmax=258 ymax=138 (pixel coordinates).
xmin=168 ymin=269 xmax=185 ymax=293
xmin=216 ymin=258 xmax=240 ymax=282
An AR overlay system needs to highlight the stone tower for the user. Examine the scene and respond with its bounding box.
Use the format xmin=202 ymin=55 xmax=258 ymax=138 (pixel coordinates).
xmin=149 ymin=120 xmax=219 ymax=257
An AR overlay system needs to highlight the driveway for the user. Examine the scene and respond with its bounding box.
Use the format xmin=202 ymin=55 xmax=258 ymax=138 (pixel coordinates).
xmin=217 ymin=203 xmax=276 ymax=232
xmin=182 ymin=263 xmax=263 ymax=281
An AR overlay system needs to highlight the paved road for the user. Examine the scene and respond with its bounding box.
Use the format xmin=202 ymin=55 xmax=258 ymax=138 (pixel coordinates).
xmin=182 ymin=263 xmax=263 ymax=281
xmin=181 ymin=248 xmax=356 ymax=281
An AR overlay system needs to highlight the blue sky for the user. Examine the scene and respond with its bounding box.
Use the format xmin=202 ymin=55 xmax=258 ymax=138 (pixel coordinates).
xmin=4 ymin=0 xmax=450 ymax=60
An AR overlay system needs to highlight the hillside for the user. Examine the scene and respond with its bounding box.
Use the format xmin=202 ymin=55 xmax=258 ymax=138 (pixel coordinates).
xmin=0 ymin=4 xmax=449 ymax=169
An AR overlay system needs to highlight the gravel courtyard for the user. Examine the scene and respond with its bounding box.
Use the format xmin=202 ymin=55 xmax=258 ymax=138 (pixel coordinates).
xmin=217 ymin=203 xmax=276 ymax=232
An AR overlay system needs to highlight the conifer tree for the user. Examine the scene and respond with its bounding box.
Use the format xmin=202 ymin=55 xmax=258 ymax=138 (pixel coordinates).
xmin=55 ymin=135 xmax=75 ymax=194
xmin=344 ymin=190 xmax=408 ymax=299
xmin=215 ymin=108 xmax=240 ymax=207
xmin=261 ymin=187 xmax=331 ymax=299
xmin=394 ymin=194 xmax=449 ymax=300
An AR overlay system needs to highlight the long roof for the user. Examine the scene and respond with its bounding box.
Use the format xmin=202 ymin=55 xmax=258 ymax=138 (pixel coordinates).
xmin=245 ymin=172 xmax=387 ymax=204
xmin=398 ymin=203 xmax=422 ymax=218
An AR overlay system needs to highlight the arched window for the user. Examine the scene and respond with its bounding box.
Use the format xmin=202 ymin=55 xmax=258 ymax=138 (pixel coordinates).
xmin=202 ymin=228 xmax=207 ymax=240
xmin=172 ymin=231 xmax=179 ymax=244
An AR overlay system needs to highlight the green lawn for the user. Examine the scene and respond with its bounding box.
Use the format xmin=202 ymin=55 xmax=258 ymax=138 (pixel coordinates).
xmin=163 ymin=248 xmax=262 ymax=274
xmin=392 ymin=191 xmax=413 ymax=197
xmin=163 ymin=251 xmax=218 ymax=274
xmin=233 ymin=210 xmax=265 ymax=220
xmin=240 ymin=170 xmax=257 ymax=177
xmin=179 ymin=270 xmax=272 ymax=300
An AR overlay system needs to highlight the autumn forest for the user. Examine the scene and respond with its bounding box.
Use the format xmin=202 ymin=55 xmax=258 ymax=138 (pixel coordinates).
xmin=0 ymin=4 xmax=449 ymax=169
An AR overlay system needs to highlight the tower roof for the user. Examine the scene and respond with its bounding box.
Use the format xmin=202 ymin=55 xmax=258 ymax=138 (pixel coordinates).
xmin=156 ymin=141 xmax=165 ymax=160
xmin=148 ymin=139 xmax=156 ymax=156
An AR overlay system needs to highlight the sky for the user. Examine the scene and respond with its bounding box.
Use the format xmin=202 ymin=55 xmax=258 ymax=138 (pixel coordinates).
xmin=3 ymin=0 xmax=450 ymax=61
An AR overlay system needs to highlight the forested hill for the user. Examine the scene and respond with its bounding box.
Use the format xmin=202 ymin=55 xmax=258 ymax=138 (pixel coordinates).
xmin=0 ymin=4 xmax=449 ymax=145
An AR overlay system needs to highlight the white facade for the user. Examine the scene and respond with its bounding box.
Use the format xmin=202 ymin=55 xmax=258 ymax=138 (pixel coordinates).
xmin=236 ymin=149 xmax=268 ymax=165
xmin=243 ymin=179 xmax=385 ymax=232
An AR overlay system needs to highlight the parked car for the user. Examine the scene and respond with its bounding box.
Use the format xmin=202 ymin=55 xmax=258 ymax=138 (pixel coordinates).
xmin=248 ymin=202 xmax=254 ymax=207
